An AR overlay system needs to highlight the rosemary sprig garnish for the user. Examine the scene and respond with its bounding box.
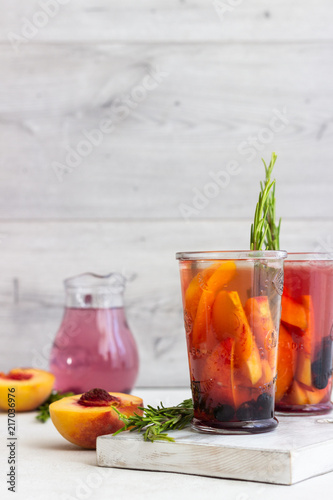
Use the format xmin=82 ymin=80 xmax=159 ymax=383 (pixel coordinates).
xmin=36 ymin=391 xmax=74 ymax=423
xmin=262 ymin=153 xmax=281 ymax=250
xmin=250 ymin=152 xmax=281 ymax=251
xmin=111 ymin=156 xmax=281 ymax=442
xmin=112 ymin=399 xmax=194 ymax=442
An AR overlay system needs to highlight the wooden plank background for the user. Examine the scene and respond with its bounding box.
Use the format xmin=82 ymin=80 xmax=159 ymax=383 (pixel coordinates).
xmin=0 ymin=1 xmax=332 ymax=386
xmin=2 ymin=0 xmax=333 ymax=42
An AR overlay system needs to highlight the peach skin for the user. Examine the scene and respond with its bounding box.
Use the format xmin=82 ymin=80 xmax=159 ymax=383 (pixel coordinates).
xmin=50 ymin=389 xmax=143 ymax=449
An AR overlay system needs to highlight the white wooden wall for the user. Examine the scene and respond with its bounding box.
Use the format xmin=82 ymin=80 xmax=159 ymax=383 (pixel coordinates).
xmin=0 ymin=1 xmax=332 ymax=387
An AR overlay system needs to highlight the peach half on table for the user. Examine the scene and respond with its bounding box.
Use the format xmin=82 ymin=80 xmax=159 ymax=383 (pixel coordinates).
xmin=0 ymin=368 xmax=55 ymax=412
xmin=50 ymin=389 xmax=144 ymax=449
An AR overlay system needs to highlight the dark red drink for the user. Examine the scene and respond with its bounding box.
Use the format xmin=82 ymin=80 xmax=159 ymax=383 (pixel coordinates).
xmin=275 ymin=254 xmax=333 ymax=414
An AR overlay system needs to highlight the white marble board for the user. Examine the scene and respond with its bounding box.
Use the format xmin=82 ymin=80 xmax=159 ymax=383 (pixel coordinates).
xmin=97 ymin=413 xmax=333 ymax=485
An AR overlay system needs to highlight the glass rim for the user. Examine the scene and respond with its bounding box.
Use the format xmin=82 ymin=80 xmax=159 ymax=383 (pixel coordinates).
xmin=64 ymin=272 xmax=126 ymax=288
xmin=176 ymin=250 xmax=288 ymax=261
xmin=286 ymin=252 xmax=333 ymax=261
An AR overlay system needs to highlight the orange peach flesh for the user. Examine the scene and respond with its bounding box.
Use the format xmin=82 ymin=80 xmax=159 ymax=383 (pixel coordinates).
xmin=0 ymin=368 xmax=55 ymax=412
xmin=50 ymin=392 xmax=143 ymax=449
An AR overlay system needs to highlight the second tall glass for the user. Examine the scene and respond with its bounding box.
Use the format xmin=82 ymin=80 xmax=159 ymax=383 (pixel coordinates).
xmin=275 ymin=253 xmax=333 ymax=414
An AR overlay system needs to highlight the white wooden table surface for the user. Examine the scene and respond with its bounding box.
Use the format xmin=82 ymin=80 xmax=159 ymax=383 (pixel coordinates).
xmin=1 ymin=388 xmax=333 ymax=500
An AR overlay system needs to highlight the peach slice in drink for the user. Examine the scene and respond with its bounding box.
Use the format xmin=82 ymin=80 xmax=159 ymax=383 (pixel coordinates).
xmin=288 ymin=381 xmax=309 ymax=406
xmin=293 ymin=296 xmax=314 ymax=387
xmin=212 ymin=290 xmax=262 ymax=385
xmin=244 ymin=296 xmax=274 ymax=348
xmin=300 ymin=295 xmax=314 ymax=356
xmin=212 ymin=291 xmax=253 ymax=356
xmin=306 ymin=386 xmax=328 ymax=405
xmin=241 ymin=344 xmax=262 ymax=386
xmin=184 ymin=263 xmax=220 ymax=322
xmin=281 ymin=295 xmax=308 ymax=331
xmin=295 ymin=354 xmax=312 ymax=387
xmin=257 ymin=359 xmax=274 ymax=387
xmin=275 ymin=325 xmax=296 ymax=403
xmin=244 ymin=296 xmax=277 ymax=369
xmin=191 ymin=262 xmax=236 ymax=345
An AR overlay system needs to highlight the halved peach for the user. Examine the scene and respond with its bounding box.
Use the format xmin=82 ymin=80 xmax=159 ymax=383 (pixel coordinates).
xmin=0 ymin=368 xmax=55 ymax=412
xmin=50 ymin=389 xmax=143 ymax=449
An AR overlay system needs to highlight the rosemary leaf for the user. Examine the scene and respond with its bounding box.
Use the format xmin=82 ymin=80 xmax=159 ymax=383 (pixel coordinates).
xmin=112 ymin=399 xmax=194 ymax=442
xmin=250 ymin=153 xmax=280 ymax=251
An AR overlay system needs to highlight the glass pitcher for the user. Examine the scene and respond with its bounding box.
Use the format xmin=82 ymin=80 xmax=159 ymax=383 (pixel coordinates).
xmin=49 ymin=273 xmax=139 ymax=394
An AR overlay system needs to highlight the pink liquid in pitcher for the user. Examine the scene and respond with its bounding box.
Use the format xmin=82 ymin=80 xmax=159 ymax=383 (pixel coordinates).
xmin=50 ymin=307 xmax=139 ymax=394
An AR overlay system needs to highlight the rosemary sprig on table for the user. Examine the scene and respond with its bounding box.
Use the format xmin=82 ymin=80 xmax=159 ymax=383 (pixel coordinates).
xmin=250 ymin=152 xmax=281 ymax=251
xmin=112 ymin=399 xmax=194 ymax=442
xmin=36 ymin=391 xmax=74 ymax=423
